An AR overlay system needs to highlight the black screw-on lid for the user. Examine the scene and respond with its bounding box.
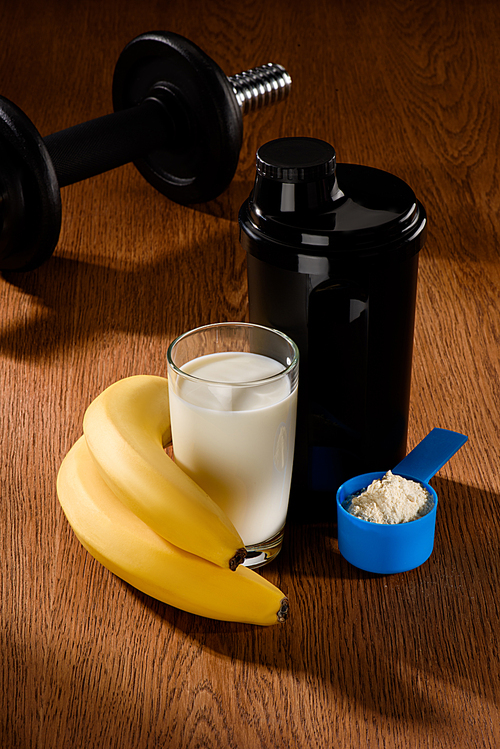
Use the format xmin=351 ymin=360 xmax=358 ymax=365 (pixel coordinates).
xmin=239 ymin=136 xmax=427 ymax=273
xmin=256 ymin=137 xmax=336 ymax=182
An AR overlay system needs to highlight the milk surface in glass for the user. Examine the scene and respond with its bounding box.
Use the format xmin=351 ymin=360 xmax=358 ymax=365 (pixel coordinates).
xmin=169 ymin=351 xmax=297 ymax=546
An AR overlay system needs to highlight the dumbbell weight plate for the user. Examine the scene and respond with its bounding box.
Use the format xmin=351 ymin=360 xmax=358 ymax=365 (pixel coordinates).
xmin=112 ymin=31 xmax=243 ymax=205
xmin=0 ymin=96 xmax=61 ymax=271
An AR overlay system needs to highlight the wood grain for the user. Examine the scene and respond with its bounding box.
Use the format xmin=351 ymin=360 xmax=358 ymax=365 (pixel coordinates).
xmin=1 ymin=0 xmax=499 ymax=747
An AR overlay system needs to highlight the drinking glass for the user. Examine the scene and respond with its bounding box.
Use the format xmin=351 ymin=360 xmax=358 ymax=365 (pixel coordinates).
xmin=167 ymin=322 xmax=299 ymax=568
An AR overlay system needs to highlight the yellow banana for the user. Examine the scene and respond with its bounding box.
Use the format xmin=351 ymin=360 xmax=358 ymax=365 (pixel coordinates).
xmin=83 ymin=375 xmax=246 ymax=570
xmin=57 ymin=437 xmax=288 ymax=626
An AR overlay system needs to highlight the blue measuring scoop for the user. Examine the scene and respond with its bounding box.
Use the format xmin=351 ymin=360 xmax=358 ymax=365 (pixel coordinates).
xmin=336 ymin=428 xmax=468 ymax=574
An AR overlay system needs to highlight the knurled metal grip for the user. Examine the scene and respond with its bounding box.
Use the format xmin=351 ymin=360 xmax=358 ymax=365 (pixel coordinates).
xmin=0 ymin=31 xmax=291 ymax=271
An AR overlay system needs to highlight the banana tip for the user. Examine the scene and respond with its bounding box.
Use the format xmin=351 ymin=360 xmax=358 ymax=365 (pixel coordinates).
xmin=277 ymin=597 xmax=289 ymax=623
xmin=229 ymin=547 xmax=247 ymax=571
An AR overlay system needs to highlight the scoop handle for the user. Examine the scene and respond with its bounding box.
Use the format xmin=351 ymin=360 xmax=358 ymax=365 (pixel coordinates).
xmin=393 ymin=427 xmax=468 ymax=484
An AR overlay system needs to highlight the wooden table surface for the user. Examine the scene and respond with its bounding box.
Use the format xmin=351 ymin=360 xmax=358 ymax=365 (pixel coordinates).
xmin=1 ymin=0 xmax=499 ymax=747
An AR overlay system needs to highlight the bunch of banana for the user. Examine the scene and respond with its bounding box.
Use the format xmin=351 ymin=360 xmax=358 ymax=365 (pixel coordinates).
xmin=83 ymin=375 xmax=246 ymax=570
xmin=56 ymin=375 xmax=288 ymax=626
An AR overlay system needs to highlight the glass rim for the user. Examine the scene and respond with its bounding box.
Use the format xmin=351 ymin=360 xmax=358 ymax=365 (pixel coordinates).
xmin=167 ymin=321 xmax=299 ymax=388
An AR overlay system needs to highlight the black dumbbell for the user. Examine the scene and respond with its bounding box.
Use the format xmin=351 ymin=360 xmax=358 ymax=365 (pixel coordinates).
xmin=0 ymin=31 xmax=291 ymax=271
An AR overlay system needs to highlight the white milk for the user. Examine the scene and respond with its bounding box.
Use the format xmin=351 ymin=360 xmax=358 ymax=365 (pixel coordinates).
xmin=168 ymin=351 xmax=297 ymax=546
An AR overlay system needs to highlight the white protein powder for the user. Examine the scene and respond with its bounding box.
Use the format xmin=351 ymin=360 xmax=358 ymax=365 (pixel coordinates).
xmin=346 ymin=470 xmax=433 ymax=524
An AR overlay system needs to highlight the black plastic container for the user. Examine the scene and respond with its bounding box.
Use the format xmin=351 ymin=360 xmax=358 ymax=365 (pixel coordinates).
xmin=239 ymin=137 xmax=427 ymax=522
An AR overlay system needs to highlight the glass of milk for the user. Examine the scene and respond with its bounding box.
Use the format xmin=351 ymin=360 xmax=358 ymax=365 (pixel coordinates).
xmin=167 ymin=322 xmax=299 ymax=568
